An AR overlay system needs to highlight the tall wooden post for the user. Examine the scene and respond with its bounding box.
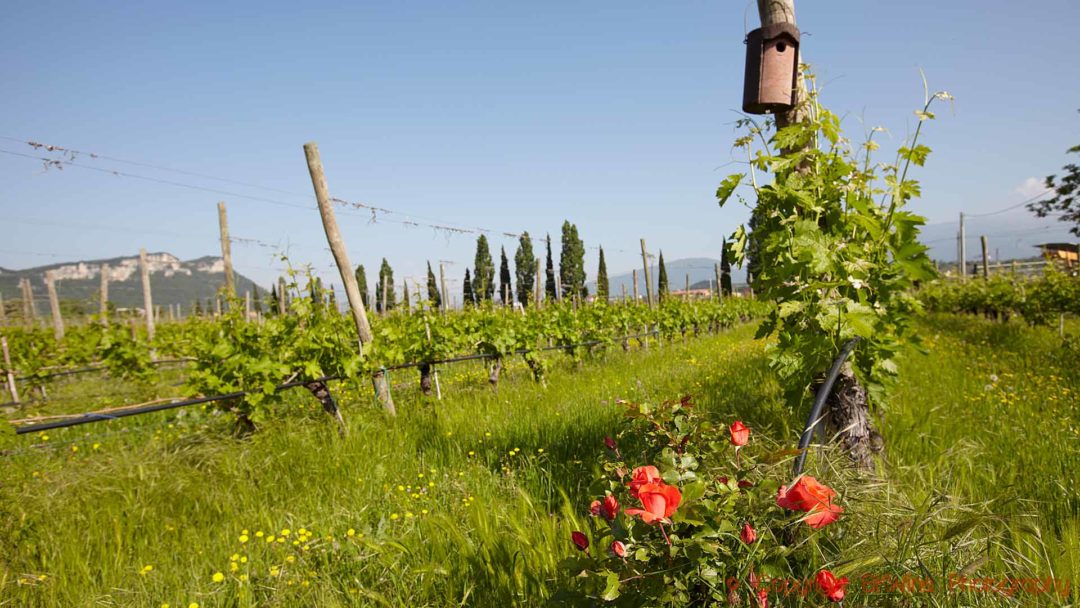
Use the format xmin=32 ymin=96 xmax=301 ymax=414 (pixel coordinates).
xmin=1 ymin=337 xmax=18 ymax=404
xmin=640 ymin=239 xmax=654 ymax=307
xmin=756 ymin=0 xmax=803 ymax=130
xmin=632 ymin=269 xmax=639 ymax=302
xmin=45 ymin=271 xmax=64 ymax=341
xmin=980 ymin=236 xmax=990 ymax=279
xmin=534 ymin=262 xmax=543 ymax=307
xmin=381 ymin=274 xmax=388 ymax=314
xmin=684 ymin=274 xmax=690 ymax=301
xmin=99 ymin=264 xmax=110 ymax=325
xmin=278 ymin=277 xmax=287 ymax=315
xmin=304 ymin=141 xmax=394 ymax=416
xmin=215 ymin=297 xmax=222 ymax=317
xmin=0 ymin=291 xmax=6 ymax=325
xmin=245 ymin=290 xmax=253 ymax=319
xmin=218 ymin=202 xmax=236 ymax=301
xmin=139 ymin=249 xmax=156 ymax=356
xmin=621 ymin=283 xmax=627 ymax=301
xmin=20 ymin=278 xmax=35 ymax=326
xmin=958 ymin=212 xmax=967 ymax=280
xmin=439 ymin=263 xmax=449 ymax=313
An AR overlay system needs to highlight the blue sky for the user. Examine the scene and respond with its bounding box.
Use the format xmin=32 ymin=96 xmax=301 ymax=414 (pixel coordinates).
xmin=2 ymin=0 xmax=1078 ymax=295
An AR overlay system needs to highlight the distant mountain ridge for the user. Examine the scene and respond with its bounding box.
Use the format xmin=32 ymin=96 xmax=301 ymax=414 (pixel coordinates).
xmin=0 ymin=253 xmax=262 ymax=310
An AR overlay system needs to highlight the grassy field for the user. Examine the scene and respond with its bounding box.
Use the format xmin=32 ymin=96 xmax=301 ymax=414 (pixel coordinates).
xmin=1 ymin=317 xmax=1077 ymax=606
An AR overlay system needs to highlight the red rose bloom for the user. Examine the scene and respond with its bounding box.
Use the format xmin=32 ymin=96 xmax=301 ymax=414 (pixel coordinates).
xmin=628 ymin=465 xmax=662 ymax=498
xmin=600 ymin=494 xmax=618 ymax=520
xmin=571 ymin=531 xmax=589 ymax=551
xmin=625 ymin=482 xmax=682 ymax=524
xmin=740 ymin=522 xmax=757 ymax=544
xmin=816 ymin=569 xmax=849 ymax=602
xmin=776 ymin=476 xmax=843 ymax=529
xmin=729 ymin=421 xmax=750 ymax=446
xmin=609 ymin=540 xmax=627 ymax=557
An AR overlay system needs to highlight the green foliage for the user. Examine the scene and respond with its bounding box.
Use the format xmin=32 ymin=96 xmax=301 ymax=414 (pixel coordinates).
xmin=545 ymin=235 xmax=558 ymax=301
xmin=560 ymin=221 xmax=587 ymax=301
xmin=376 ymin=258 xmax=396 ymax=312
xmin=499 ymin=246 xmax=513 ymax=305
xmin=917 ymin=266 xmax=1080 ymax=324
xmin=720 ymin=239 xmax=733 ymax=297
xmin=354 ymin=264 xmax=369 ymax=308
xmin=719 ymin=73 xmax=950 ymax=409
xmin=1027 ymin=138 xmax=1080 ymax=236
xmin=514 ymin=232 xmax=536 ymax=307
xmin=474 ymin=235 xmax=495 ymax=303
xmin=657 ymin=251 xmax=669 ymax=303
xmin=463 ymin=268 xmax=474 ymax=307
xmin=426 ymin=262 xmax=441 ymax=309
xmin=596 ymin=247 xmax=609 ymax=302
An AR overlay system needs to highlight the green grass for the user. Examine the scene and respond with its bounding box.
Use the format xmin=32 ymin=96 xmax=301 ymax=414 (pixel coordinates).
xmin=1 ymin=317 xmax=1077 ymax=606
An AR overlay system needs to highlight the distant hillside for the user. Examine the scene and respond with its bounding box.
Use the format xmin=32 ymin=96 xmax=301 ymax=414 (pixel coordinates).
xmin=0 ymin=253 xmax=262 ymax=311
xmin=589 ymin=257 xmax=747 ymax=299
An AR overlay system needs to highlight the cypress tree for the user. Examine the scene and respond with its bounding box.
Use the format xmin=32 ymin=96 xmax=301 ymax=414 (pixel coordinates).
xmin=426 ymin=262 xmax=442 ymax=309
xmin=376 ymin=258 xmax=396 ymax=312
xmin=401 ymin=279 xmax=410 ymax=310
xmin=252 ymin=286 xmax=262 ymax=313
xmin=268 ymin=284 xmax=278 ymax=316
xmin=514 ymin=232 xmax=535 ymax=307
xmin=194 ymin=299 xmax=204 ymax=316
xmin=328 ymin=284 xmax=337 ymax=309
xmin=596 ymin=246 xmax=609 ymax=302
xmin=544 ymin=235 xmax=557 ymax=301
xmin=720 ymin=238 xmax=733 ymax=297
xmin=354 ymin=264 xmax=369 ymax=308
xmin=463 ymin=268 xmax=474 ymax=307
xmin=559 ymin=221 xmax=587 ymax=301
xmin=498 ymin=246 xmax=512 ymax=305
xmin=473 ymin=235 xmax=494 ymax=303
xmin=657 ymin=251 xmax=669 ymax=303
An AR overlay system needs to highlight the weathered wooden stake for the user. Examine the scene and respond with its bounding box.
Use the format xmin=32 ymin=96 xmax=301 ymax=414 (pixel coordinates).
xmin=381 ymin=274 xmax=388 ymax=314
xmin=218 ymin=202 xmax=236 ymax=301
xmin=632 ymin=269 xmax=639 ymax=302
xmin=45 ymin=272 xmax=64 ymax=341
xmin=621 ymin=283 xmax=627 ymax=301
xmin=20 ymin=278 xmax=35 ymax=326
xmin=0 ymin=290 xmax=6 ymax=325
xmin=245 ymin=290 xmax=253 ymax=319
xmin=304 ymin=141 xmax=394 ymax=417
xmin=714 ymin=263 xmax=723 ymax=299
xmin=685 ymin=274 xmax=690 ymax=301
xmin=2 ymin=337 xmax=18 ymax=404
xmin=215 ymin=297 xmax=222 ymax=317
xmin=439 ymin=263 xmax=449 ymax=313
xmin=534 ymin=261 xmax=542 ymax=307
xmin=639 ymin=239 xmax=654 ymax=307
xmin=100 ymin=264 xmax=110 ymax=325
xmin=278 ymin=277 xmax=287 ymax=315
xmin=981 ymin=235 xmax=990 ymax=279
xmin=139 ymin=248 xmax=157 ymax=361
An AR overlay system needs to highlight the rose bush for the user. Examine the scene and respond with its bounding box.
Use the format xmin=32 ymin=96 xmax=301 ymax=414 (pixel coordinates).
xmin=560 ymin=395 xmax=853 ymax=606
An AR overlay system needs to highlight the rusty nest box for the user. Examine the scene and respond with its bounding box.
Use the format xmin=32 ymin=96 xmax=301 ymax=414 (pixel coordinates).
xmin=742 ymin=22 xmax=800 ymax=115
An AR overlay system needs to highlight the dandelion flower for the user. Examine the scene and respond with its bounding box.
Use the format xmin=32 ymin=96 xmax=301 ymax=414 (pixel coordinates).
xmin=212 ymin=572 xmax=224 ymax=583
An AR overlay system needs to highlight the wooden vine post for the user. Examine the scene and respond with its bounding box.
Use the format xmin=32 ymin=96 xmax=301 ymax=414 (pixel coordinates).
xmin=1 ymin=337 xmax=18 ymax=404
xmin=138 ymin=248 xmax=157 ymax=360
xmin=20 ymin=278 xmax=35 ymax=327
xmin=304 ymin=141 xmax=396 ymax=417
xmin=632 ymin=269 xmax=639 ymax=302
xmin=981 ymin=235 xmax=990 ymax=279
xmin=278 ymin=277 xmax=287 ymax=315
xmin=45 ymin=271 xmax=64 ymax=341
xmin=99 ymin=264 xmax=110 ymax=325
xmin=714 ymin=263 xmax=723 ymax=300
xmin=439 ymin=263 xmax=449 ymax=313
xmin=639 ymin=239 xmax=654 ymax=307
xmin=218 ymin=202 xmax=236 ymax=301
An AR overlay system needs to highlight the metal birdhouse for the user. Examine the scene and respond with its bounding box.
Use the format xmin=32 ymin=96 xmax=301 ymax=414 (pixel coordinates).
xmin=742 ymin=22 xmax=800 ymax=115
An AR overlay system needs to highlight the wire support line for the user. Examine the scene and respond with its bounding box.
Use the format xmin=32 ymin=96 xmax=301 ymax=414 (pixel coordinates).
xmin=10 ymin=328 xmax=673 ymax=435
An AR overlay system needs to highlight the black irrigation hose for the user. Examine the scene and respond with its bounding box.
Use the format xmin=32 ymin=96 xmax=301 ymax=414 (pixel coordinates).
xmin=792 ymin=337 xmax=861 ymax=477
xmin=10 ymin=328 xmax=675 ymax=435
xmin=11 ymin=358 xmax=193 ymax=383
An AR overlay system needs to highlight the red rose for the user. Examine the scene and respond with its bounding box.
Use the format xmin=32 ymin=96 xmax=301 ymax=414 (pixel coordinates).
xmin=628 ymin=465 xmax=662 ymax=498
xmin=625 ymin=482 xmax=682 ymax=524
xmin=589 ymin=500 xmax=602 ymax=517
xmin=604 ymin=436 xmax=617 ymax=451
xmin=740 ymin=522 xmax=757 ymax=544
xmin=571 ymin=531 xmax=589 ymax=552
xmin=600 ymin=495 xmax=618 ymax=521
xmin=776 ymin=476 xmax=843 ymax=529
xmin=816 ymin=569 xmax=849 ymax=602
xmin=729 ymin=421 xmax=750 ymax=446
xmin=609 ymin=540 xmax=627 ymax=557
